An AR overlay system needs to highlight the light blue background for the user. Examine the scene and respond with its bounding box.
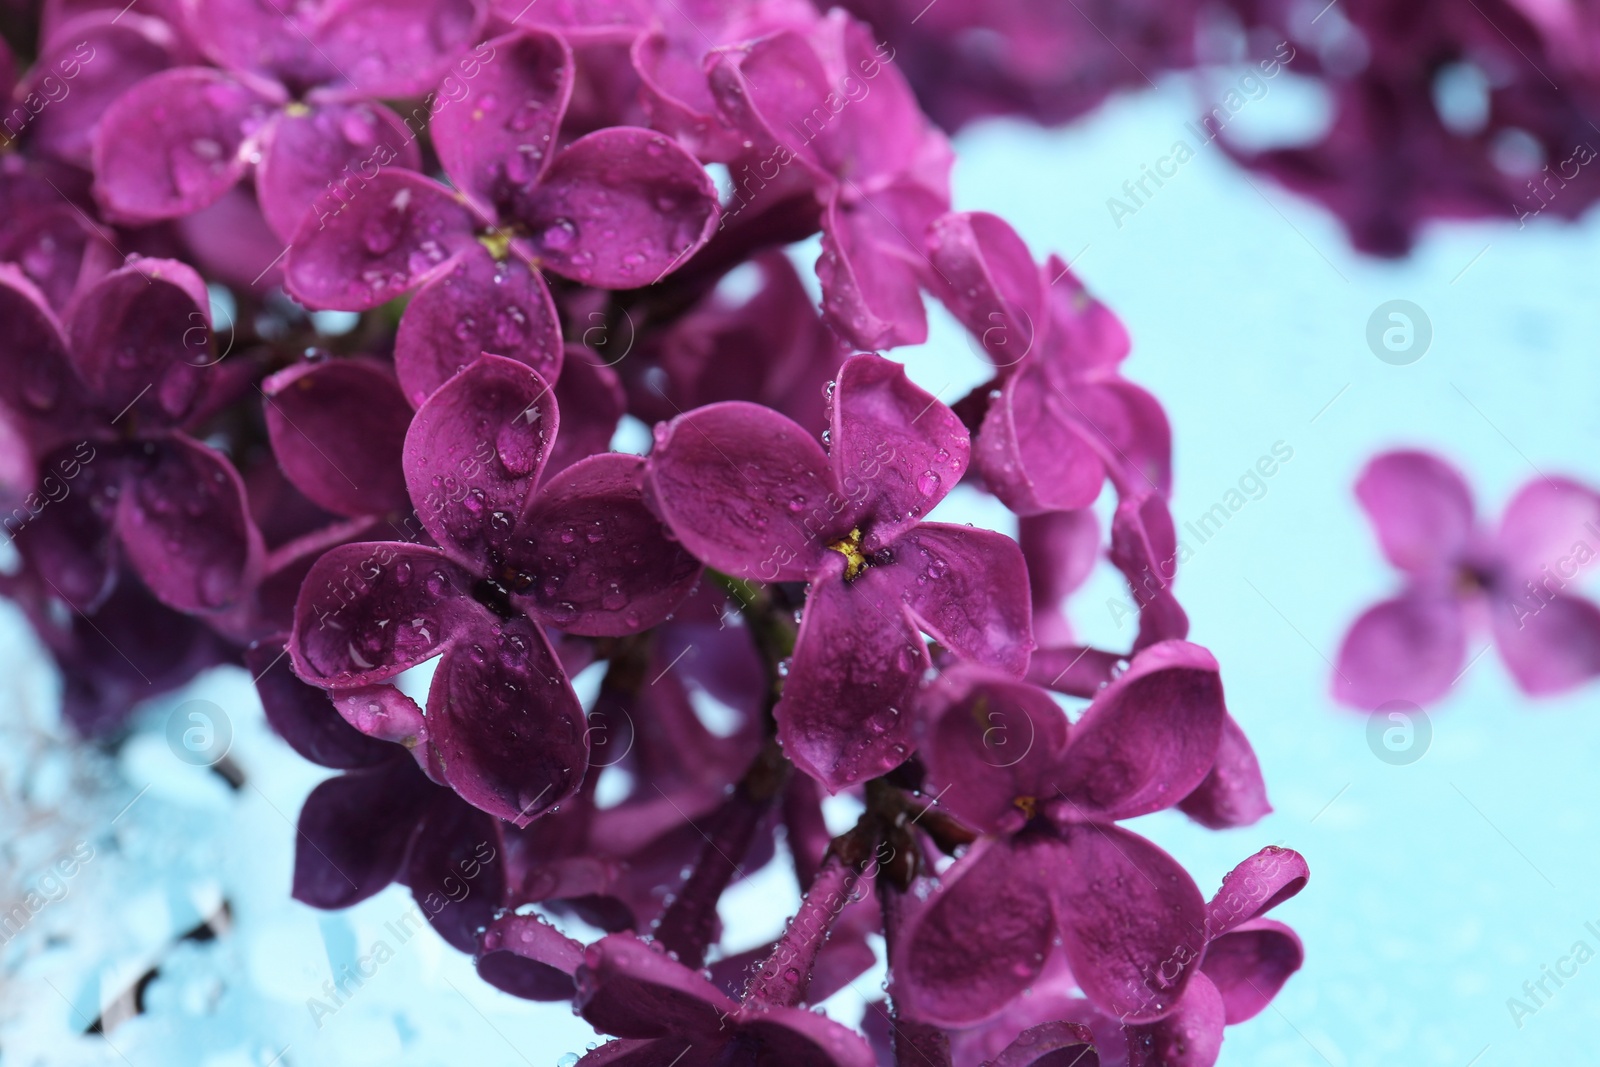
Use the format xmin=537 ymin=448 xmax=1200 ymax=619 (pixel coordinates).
xmin=6 ymin=68 xmax=1600 ymax=1066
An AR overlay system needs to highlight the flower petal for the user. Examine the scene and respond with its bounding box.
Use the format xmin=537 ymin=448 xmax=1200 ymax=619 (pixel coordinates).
xmin=23 ymin=16 xmax=174 ymax=170
xmin=1354 ymin=450 xmax=1475 ymax=575
xmin=1492 ymin=592 xmax=1600 ymax=695
xmin=1205 ymin=847 xmax=1309 ymax=938
xmin=68 ymin=258 xmax=214 ymax=428
xmin=313 ymin=0 xmax=486 ymax=98
xmin=404 ymin=792 xmax=506 ymax=951
xmin=0 ymin=265 xmax=77 ymax=434
xmin=1053 ymin=641 xmax=1225 ymax=822
xmin=423 ymin=614 xmax=586 ymax=826
xmin=256 ymin=99 xmax=422 ymax=242
xmin=512 ymin=452 xmax=701 ymax=635
xmin=247 ymin=637 xmax=394 ymax=768
xmin=92 ymin=68 xmax=268 ymax=224
xmin=283 ymin=170 xmax=476 ymax=311
xmin=290 ymin=542 xmax=481 ymax=686
xmin=1200 ymin=919 xmax=1303 ymax=1025
xmin=816 ymin=185 xmax=937 ymax=351
xmin=477 ymin=912 xmax=583 ymax=1000
xmin=1019 ymin=510 xmax=1100 ymax=647
xmin=1177 ymin=714 xmax=1272 ymax=830
xmin=894 ymin=835 xmax=1058 ymax=1026
xmin=548 ymin=347 xmax=626 ymax=475
xmin=516 ymin=126 xmax=718 ymax=288
xmin=777 ymin=564 xmax=926 ymax=790
xmin=115 ymin=434 xmax=264 ymax=614
xmin=644 ymin=401 xmax=834 ymax=582
xmin=431 ymin=29 xmax=573 ymax=214
xmin=892 ymin=523 xmax=1034 ymax=676
xmin=927 ymin=211 xmax=1045 ymax=371
xmin=393 ymin=249 xmax=564 ymax=408
xmin=403 ymin=353 xmax=557 ymax=568
xmin=1496 ymin=476 xmax=1600 ymax=585
xmin=1125 ymin=972 xmax=1224 ymax=1067
xmin=1108 ymin=492 xmax=1188 ymax=651
xmin=829 ymin=353 xmax=968 ymax=550
xmin=992 ymin=1021 xmax=1100 ymax=1067
xmin=577 ymin=932 xmax=737 ymax=1039
xmin=735 ymin=1006 xmax=878 ymax=1067
xmin=292 ymin=757 xmax=430 ymax=909
xmin=262 ymin=358 xmax=413 ymax=518
xmin=978 ymin=362 xmax=1106 ymax=515
xmin=1051 ymin=823 xmax=1207 ymax=1023
xmin=1332 ymin=590 xmax=1466 ymax=709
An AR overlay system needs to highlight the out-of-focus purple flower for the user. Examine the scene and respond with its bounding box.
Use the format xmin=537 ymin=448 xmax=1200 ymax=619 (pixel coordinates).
xmin=1334 ymin=450 xmax=1600 ymax=708
xmin=646 ymin=351 xmax=1032 ymax=789
xmin=289 ymin=354 xmax=701 ymax=824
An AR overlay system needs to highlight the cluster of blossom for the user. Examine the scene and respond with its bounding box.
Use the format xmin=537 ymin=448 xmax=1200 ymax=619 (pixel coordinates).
xmin=0 ymin=1 xmax=1306 ymax=1062
xmin=841 ymin=0 xmax=1600 ymax=255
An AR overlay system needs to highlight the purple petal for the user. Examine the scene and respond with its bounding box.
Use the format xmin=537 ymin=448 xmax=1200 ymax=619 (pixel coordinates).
xmin=829 ymin=353 xmax=968 ymax=551
xmin=1354 ymin=450 xmax=1475 ymax=575
xmin=247 ymin=637 xmax=394 ymax=768
xmin=777 ymin=564 xmax=926 ymax=790
xmin=405 ymin=792 xmax=507 ymax=951
xmin=517 ymin=126 xmax=718 ymax=288
xmin=1020 ymin=510 xmax=1100 ymax=647
xmin=395 ymin=248 xmax=564 ymax=408
xmin=477 ymin=912 xmax=583 ymax=1000
xmin=816 ymin=186 xmax=936 ymax=351
xmin=1108 ymin=492 xmax=1188 ymax=650
xmin=1041 ymin=259 xmax=1132 ymax=376
xmin=67 ymin=258 xmax=213 ymax=428
xmin=576 ymin=1040 xmax=706 ymax=1067
xmin=262 ymin=358 xmax=412 ymax=518
xmin=1332 ymin=590 xmax=1466 ymax=709
xmin=1072 ymin=380 xmax=1172 ymax=497
xmin=115 ymin=434 xmax=264 ymax=614
xmin=1205 ymin=847 xmax=1309 ymax=938
xmin=330 ymin=684 xmax=429 ymax=748
xmin=92 ymin=68 xmax=268 ymax=223
xmin=1177 ymin=714 xmax=1272 ymax=830
xmin=1051 ymin=823 xmax=1207 ymax=1023
xmin=1492 ymin=592 xmax=1600 ymax=695
xmin=22 ymin=16 xmax=174 ymax=170
xmin=0 ymin=265 xmax=77 ymax=431
xmin=892 ymin=523 xmax=1035 ymax=676
xmin=548 ymin=347 xmax=625 ymax=475
xmin=423 ymin=614 xmax=586 ymax=826
xmin=734 ymin=1006 xmax=878 ymax=1067
xmin=978 ymin=362 xmax=1106 ymax=515
xmin=256 ymin=100 xmax=422 ymax=243
xmin=1200 ymin=919 xmax=1303 ymax=1024
xmin=290 ymin=542 xmax=481 ymax=686
xmin=313 ymin=0 xmax=486 ymax=98
xmin=1124 ymin=972 xmax=1224 ymax=1067
xmin=577 ymin=932 xmax=736 ymax=1039
xmin=292 ymin=757 xmax=429 ymax=909
xmin=283 ymin=170 xmax=476 ymax=311
xmin=1053 ymin=641 xmax=1225 ymax=822
xmin=894 ymin=835 xmax=1058 ymax=1026
xmin=918 ymin=667 xmax=1070 ymax=835
xmin=13 ymin=444 xmax=120 ymax=612
xmin=431 ymin=29 xmax=572 ymax=214
xmin=927 ymin=211 xmax=1045 ymax=370
xmin=644 ymin=401 xmax=835 ymax=582
xmin=513 ymin=452 xmax=702 ymax=635
xmin=403 ymin=353 xmax=557 ymax=568
xmin=992 ymin=1021 xmax=1100 ymax=1067
xmin=1495 ymin=476 xmax=1600 ymax=584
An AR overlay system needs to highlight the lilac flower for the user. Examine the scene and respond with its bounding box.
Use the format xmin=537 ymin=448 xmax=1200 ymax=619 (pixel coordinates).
xmin=1334 ymin=450 xmax=1600 ymax=707
xmin=645 ymin=351 xmax=1033 ymax=789
xmin=894 ymin=644 xmax=1232 ymax=1025
xmin=91 ymin=0 xmax=485 ymax=240
xmin=0 ymin=258 xmax=264 ymax=616
xmin=289 ymin=354 xmax=702 ymax=823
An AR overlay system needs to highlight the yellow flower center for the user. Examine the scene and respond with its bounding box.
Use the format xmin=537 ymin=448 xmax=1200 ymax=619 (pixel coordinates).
xmin=478 ymin=230 xmax=513 ymax=261
xmin=826 ymin=527 xmax=868 ymax=581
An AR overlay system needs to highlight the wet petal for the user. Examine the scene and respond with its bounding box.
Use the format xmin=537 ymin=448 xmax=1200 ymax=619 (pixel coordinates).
xmin=423 ymin=614 xmax=586 ymax=825
xmin=1019 ymin=510 xmax=1100 ymax=647
xmin=290 ymin=541 xmax=481 ymax=686
xmin=394 ymin=249 xmax=564 ymax=407
xmin=330 ymin=684 xmax=429 ymax=748
xmin=1200 ymin=919 xmax=1303 ymax=1024
xmin=283 ymin=169 xmax=476 ymax=311
xmin=92 ymin=67 xmax=268 ymax=223
xmin=777 ymin=564 xmax=926 ymax=791
xmin=513 ymin=453 xmax=702 ymax=635
xmin=23 ymin=16 xmax=174 ymax=170
xmin=1332 ymin=590 xmax=1466 ymax=709
xmin=477 ymin=912 xmax=583 ymax=1000
xmin=262 ymin=358 xmax=413 ymax=518
xmin=1053 ymin=641 xmax=1225 ymax=822
xmin=1051 ymin=823 xmax=1207 ymax=1024
xmin=431 ymin=29 xmax=572 ymax=213
xmin=735 ymin=1006 xmax=878 ymax=1067
xmin=644 ymin=401 xmax=835 ymax=582
xmin=577 ymin=932 xmax=736 ymax=1039
xmin=115 ymin=434 xmax=264 ymax=614
xmin=1125 ymin=972 xmax=1224 ymax=1067
xmin=68 ymin=258 xmax=213 ymax=428
xmin=1108 ymin=492 xmax=1188 ymax=651
xmin=256 ymin=99 xmax=422 ymax=242
xmin=891 ymin=523 xmax=1034 ymax=676
xmin=403 ymin=353 xmax=557 ymax=568
xmin=978 ymin=363 xmax=1106 ymax=515
xmin=517 ymin=126 xmax=718 ymax=288
xmin=548 ymin=347 xmax=625 ymax=475
xmin=991 ymin=1021 xmax=1100 ymax=1067
xmin=247 ymin=637 xmax=394 ymax=768
xmin=816 ymin=186 xmax=937 ymax=351
xmin=1493 ymin=592 xmax=1600 ymax=695
xmin=894 ymin=835 xmax=1058 ymax=1026
xmin=405 ymin=792 xmax=507 ymax=951
xmin=927 ymin=211 xmax=1045 ymax=371
xmin=0 ymin=265 xmax=77 ymax=429
xmin=1177 ymin=714 xmax=1272 ymax=830
xmin=314 ymin=0 xmax=486 ymax=98
xmin=829 ymin=352 xmax=968 ymax=550
xmin=1354 ymin=450 xmax=1475 ymax=575
xmin=292 ymin=757 xmax=430 ymax=909
xmin=1205 ymin=847 xmax=1309 ymax=938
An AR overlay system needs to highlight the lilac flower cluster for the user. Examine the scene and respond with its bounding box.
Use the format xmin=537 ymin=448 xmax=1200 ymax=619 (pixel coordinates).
xmin=841 ymin=0 xmax=1600 ymax=255
xmin=0 ymin=1 xmax=1305 ymax=1062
